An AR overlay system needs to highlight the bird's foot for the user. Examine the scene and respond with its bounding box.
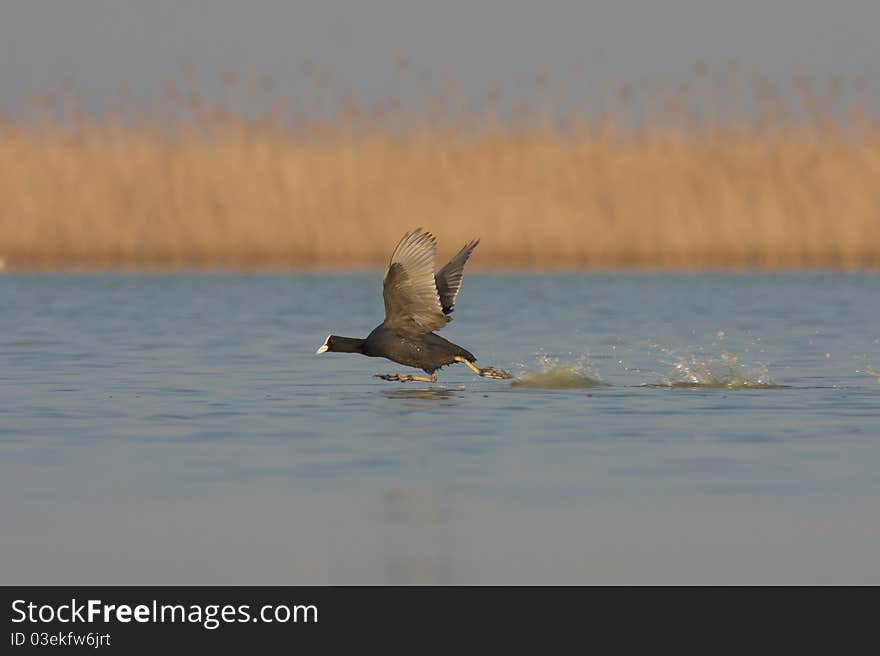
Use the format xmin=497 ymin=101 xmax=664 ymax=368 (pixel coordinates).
xmin=376 ymin=374 xmax=413 ymax=382
xmin=376 ymin=373 xmax=437 ymax=383
xmin=478 ymin=366 xmax=514 ymax=380
xmin=454 ymin=355 xmax=512 ymax=380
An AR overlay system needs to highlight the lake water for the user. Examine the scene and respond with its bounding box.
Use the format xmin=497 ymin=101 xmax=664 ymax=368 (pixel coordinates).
xmin=2 ymin=272 xmax=879 ymax=584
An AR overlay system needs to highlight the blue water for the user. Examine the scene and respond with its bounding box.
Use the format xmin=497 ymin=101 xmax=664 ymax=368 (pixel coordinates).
xmin=1 ymin=272 xmax=879 ymax=583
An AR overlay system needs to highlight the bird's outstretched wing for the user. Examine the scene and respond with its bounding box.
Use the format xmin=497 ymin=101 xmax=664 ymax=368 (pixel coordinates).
xmin=382 ymin=228 xmax=447 ymax=332
xmin=434 ymin=238 xmax=479 ymax=316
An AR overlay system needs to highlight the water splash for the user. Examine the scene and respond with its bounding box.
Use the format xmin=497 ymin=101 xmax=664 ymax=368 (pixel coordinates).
xmin=511 ymin=355 xmax=606 ymax=389
xmin=658 ymin=352 xmax=778 ymax=389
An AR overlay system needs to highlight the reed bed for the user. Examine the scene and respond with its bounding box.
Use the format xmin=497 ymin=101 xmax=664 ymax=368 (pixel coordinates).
xmin=2 ymin=72 xmax=880 ymax=270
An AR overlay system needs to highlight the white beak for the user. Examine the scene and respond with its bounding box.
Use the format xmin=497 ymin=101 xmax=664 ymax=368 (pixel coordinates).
xmin=315 ymin=335 xmax=330 ymax=355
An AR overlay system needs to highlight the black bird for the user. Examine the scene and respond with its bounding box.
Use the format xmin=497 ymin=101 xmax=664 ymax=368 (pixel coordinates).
xmin=315 ymin=228 xmax=512 ymax=382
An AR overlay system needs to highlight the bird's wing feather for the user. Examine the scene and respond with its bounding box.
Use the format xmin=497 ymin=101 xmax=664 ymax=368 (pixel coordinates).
xmin=382 ymin=229 xmax=447 ymax=332
xmin=434 ymin=238 xmax=479 ymax=315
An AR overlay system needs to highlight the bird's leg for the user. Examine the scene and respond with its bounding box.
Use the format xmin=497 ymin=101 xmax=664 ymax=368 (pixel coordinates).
xmin=454 ymin=356 xmax=514 ymax=380
xmin=376 ymin=372 xmax=438 ymax=383
xmin=455 ymin=356 xmax=482 ymax=375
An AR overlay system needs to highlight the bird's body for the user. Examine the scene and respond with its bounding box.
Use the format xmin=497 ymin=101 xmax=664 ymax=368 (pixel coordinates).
xmin=363 ymin=325 xmax=475 ymax=374
xmin=315 ymin=228 xmax=511 ymax=382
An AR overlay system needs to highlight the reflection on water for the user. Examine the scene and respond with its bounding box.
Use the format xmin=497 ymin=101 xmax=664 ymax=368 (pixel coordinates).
xmin=382 ymin=487 xmax=452 ymax=584
xmin=381 ymin=387 xmax=466 ymax=407
xmin=2 ymin=272 xmax=880 ymax=583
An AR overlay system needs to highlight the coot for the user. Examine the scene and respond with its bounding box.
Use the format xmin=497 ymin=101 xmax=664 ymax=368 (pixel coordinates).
xmin=315 ymin=228 xmax=511 ymax=382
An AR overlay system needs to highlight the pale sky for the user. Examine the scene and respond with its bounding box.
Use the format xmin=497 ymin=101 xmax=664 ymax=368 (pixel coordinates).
xmin=2 ymin=0 xmax=878 ymax=111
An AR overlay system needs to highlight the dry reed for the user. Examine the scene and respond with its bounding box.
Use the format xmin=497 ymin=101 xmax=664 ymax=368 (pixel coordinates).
xmin=2 ymin=72 xmax=879 ymax=270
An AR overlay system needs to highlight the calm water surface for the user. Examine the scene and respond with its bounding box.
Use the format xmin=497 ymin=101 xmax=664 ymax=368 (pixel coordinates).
xmin=2 ymin=273 xmax=879 ymax=584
